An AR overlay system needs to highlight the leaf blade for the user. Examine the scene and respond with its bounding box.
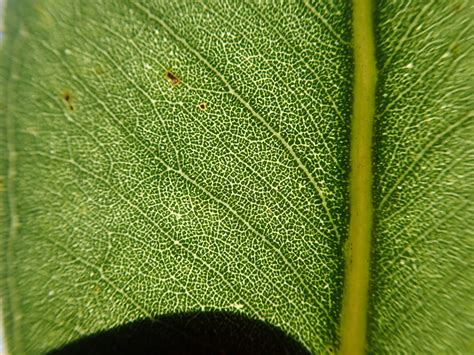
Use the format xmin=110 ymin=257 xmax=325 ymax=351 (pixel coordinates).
xmin=370 ymin=0 xmax=474 ymax=352
xmin=1 ymin=1 xmax=352 ymax=353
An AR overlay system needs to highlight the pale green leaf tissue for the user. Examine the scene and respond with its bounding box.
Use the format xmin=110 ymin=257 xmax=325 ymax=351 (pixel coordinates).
xmin=0 ymin=0 xmax=472 ymax=354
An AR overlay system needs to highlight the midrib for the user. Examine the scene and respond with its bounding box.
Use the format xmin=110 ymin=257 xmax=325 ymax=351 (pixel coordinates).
xmin=339 ymin=0 xmax=376 ymax=354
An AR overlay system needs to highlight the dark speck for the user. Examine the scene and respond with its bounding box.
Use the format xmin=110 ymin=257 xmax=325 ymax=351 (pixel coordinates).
xmin=62 ymin=90 xmax=74 ymax=111
xmin=165 ymin=70 xmax=180 ymax=86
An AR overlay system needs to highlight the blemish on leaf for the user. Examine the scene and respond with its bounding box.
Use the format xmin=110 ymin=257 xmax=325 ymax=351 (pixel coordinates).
xmin=34 ymin=2 xmax=53 ymax=27
xmin=94 ymin=65 xmax=105 ymax=76
xmin=453 ymin=2 xmax=464 ymax=12
xmin=61 ymin=90 xmax=74 ymax=111
xmin=165 ymin=70 xmax=180 ymax=86
xmin=449 ymin=42 xmax=460 ymax=58
xmin=323 ymin=345 xmax=337 ymax=354
xmin=198 ymin=102 xmax=208 ymax=111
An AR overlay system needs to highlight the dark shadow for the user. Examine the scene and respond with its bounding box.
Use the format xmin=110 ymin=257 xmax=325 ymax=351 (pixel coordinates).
xmin=48 ymin=311 xmax=310 ymax=355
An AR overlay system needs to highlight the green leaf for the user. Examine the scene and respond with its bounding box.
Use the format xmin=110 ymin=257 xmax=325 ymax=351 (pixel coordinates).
xmin=1 ymin=0 xmax=472 ymax=354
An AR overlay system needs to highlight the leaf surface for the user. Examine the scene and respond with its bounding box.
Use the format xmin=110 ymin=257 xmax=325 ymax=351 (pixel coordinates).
xmin=0 ymin=0 xmax=472 ymax=354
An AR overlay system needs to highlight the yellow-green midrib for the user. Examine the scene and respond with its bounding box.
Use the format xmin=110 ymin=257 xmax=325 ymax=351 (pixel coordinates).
xmin=339 ymin=0 xmax=377 ymax=353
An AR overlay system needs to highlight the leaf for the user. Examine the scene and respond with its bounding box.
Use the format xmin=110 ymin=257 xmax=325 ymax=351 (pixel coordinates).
xmin=0 ymin=0 xmax=472 ymax=354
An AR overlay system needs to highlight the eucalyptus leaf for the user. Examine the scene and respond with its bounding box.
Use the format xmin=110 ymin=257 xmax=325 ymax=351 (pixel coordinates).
xmin=1 ymin=0 xmax=472 ymax=354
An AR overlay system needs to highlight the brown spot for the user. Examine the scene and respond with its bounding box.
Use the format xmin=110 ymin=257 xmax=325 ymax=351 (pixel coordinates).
xmin=165 ymin=70 xmax=180 ymax=86
xmin=198 ymin=102 xmax=208 ymax=111
xmin=34 ymin=2 xmax=53 ymax=27
xmin=94 ymin=65 xmax=105 ymax=76
xmin=450 ymin=42 xmax=460 ymax=58
xmin=453 ymin=2 xmax=464 ymax=12
xmin=61 ymin=90 xmax=74 ymax=111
